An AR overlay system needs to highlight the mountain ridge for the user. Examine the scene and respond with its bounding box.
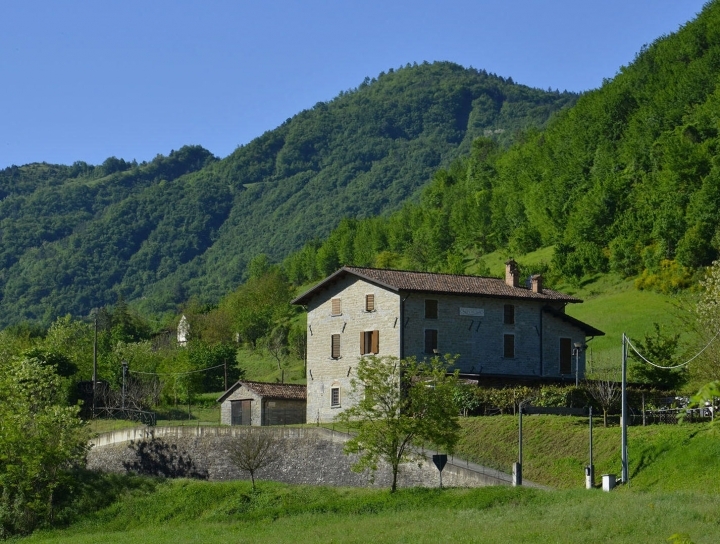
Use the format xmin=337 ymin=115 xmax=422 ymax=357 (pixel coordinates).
xmin=0 ymin=61 xmax=576 ymax=326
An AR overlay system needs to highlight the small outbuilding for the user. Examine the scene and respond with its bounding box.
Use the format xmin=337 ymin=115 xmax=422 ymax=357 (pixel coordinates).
xmin=218 ymin=381 xmax=307 ymax=426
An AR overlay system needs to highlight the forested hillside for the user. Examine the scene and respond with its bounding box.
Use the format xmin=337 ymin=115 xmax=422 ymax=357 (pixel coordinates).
xmin=284 ymin=2 xmax=720 ymax=290
xmin=0 ymin=62 xmax=574 ymax=326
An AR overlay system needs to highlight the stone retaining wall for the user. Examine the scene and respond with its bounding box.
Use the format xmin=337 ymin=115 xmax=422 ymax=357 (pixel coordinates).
xmin=87 ymin=426 xmax=542 ymax=489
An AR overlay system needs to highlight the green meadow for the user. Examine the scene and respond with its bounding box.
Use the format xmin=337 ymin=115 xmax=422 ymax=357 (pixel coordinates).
xmin=22 ymin=418 xmax=720 ymax=544
xmin=21 ymin=481 xmax=720 ymax=544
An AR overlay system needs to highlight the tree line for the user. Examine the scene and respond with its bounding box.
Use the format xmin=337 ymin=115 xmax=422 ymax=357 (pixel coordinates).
xmin=0 ymin=63 xmax=575 ymax=328
xmin=283 ymin=2 xmax=720 ymax=293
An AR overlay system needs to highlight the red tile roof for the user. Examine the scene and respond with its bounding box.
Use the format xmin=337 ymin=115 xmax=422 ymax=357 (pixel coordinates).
xmin=217 ymin=381 xmax=306 ymax=403
xmin=292 ymin=266 xmax=581 ymax=305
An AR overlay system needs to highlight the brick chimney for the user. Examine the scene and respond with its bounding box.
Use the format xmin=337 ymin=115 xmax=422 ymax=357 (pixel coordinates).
xmin=505 ymin=259 xmax=520 ymax=288
xmin=531 ymin=274 xmax=543 ymax=294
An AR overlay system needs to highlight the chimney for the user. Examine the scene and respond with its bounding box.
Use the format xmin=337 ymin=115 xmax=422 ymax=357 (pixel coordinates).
xmin=531 ymin=274 xmax=543 ymax=294
xmin=505 ymin=259 xmax=519 ymax=288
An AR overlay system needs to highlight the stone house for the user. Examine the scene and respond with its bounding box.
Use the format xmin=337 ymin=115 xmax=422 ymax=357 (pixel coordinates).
xmin=218 ymin=381 xmax=306 ymax=426
xmin=292 ymin=261 xmax=604 ymax=423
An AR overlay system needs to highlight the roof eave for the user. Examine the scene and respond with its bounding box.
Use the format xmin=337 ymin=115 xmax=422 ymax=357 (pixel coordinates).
xmin=542 ymin=306 xmax=605 ymax=337
xmin=291 ymin=266 xmax=401 ymax=305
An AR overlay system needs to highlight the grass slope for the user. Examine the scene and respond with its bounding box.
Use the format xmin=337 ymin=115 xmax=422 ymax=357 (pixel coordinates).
xmin=22 ymin=481 xmax=720 ymax=543
xmin=24 ymin=417 xmax=720 ymax=543
xmin=456 ymin=416 xmax=720 ymax=492
xmin=565 ymin=277 xmax=692 ymax=368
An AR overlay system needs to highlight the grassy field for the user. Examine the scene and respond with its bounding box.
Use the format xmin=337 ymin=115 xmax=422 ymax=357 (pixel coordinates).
xmin=565 ymin=276 xmax=696 ymax=370
xmin=236 ymin=346 xmax=305 ymax=384
xmin=21 ymin=416 xmax=720 ymax=543
xmin=455 ymin=416 xmax=720 ymax=492
xmin=21 ymin=480 xmax=720 ymax=543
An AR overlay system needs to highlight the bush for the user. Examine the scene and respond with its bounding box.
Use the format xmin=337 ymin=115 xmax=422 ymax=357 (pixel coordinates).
xmin=634 ymin=260 xmax=695 ymax=293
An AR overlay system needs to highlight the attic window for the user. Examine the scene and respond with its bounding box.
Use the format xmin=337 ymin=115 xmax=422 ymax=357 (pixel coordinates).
xmin=331 ymin=298 xmax=342 ymax=316
xmin=365 ymin=294 xmax=375 ymax=312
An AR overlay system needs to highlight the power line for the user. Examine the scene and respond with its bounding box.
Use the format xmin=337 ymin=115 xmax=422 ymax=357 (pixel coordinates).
xmin=626 ymin=329 xmax=720 ymax=370
xmin=128 ymin=363 xmax=225 ymax=377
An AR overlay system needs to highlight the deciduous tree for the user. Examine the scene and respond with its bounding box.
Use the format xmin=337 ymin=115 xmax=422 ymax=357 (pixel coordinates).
xmin=228 ymin=431 xmax=280 ymax=492
xmin=629 ymin=323 xmax=687 ymax=390
xmin=0 ymin=358 xmax=89 ymax=537
xmin=337 ymin=355 xmax=460 ymax=492
xmin=585 ymin=368 xmax=621 ymax=427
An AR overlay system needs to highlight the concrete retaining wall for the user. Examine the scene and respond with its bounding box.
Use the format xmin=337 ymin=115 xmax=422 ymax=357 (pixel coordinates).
xmin=87 ymin=426 xmax=545 ymax=489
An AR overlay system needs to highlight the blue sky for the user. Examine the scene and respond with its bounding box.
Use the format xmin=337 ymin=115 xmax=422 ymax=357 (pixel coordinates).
xmin=0 ymin=0 xmax=708 ymax=169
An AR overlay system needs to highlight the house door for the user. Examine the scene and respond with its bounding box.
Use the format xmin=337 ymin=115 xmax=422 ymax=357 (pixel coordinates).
xmin=231 ymin=400 xmax=252 ymax=425
xmin=560 ymin=338 xmax=572 ymax=374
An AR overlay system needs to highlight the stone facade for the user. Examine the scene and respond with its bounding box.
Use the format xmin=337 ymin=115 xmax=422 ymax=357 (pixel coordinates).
xmin=403 ymin=294 xmax=586 ymax=377
xmin=305 ymin=275 xmax=401 ymax=424
xmin=87 ymin=426 xmax=546 ymax=489
xmin=295 ymin=264 xmax=603 ymax=423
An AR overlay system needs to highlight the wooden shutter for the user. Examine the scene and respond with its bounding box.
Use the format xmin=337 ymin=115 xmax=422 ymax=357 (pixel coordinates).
xmin=331 ymin=298 xmax=341 ymax=316
xmin=331 ymin=334 xmax=340 ymax=359
xmin=371 ymin=330 xmax=379 ymax=354
xmin=504 ymin=334 xmax=515 ymax=358
xmin=560 ymin=338 xmax=572 ymax=374
xmin=366 ymin=294 xmax=375 ymax=312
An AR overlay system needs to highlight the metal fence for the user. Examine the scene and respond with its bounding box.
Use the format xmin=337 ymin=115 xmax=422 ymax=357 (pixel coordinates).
xmin=636 ymin=407 xmax=712 ymax=425
xmin=93 ymin=407 xmax=157 ymax=426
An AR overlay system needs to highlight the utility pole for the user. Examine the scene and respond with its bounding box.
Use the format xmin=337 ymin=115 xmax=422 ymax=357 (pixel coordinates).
xmin=574 ymin=342 xmax=583 ymax=387
xmin=224 ymin=359 xmax=228 ymax=391
xmin=92 ymin=309 xmax=98 ymax=418
xmin=586 ymin=405 xmax=594 ymax=489
xmin=514 ymin=403 xmax=523 ymax=486
xmin=121 ymin=360 xmax=128 ymax=411
xmin=621 ymin=333 xmax=629 ymax=484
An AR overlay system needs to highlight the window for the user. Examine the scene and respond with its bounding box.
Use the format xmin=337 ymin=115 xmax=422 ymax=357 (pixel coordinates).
xmin=425 ymin=299 xmax=438 ymax=319
xmin=424 ymin=329 xmax=438 ymax=354
xmin=504 ymin=304 xmax=515 ymax=325
xmin=365 ymin=294 xmax=375 ymax=312
xmin=331 ymin=334 xmax=340 ymax=359
xmin=331 ymin=387 xmax=340 ymax=407
xmin=361 ymin=330 xmax=380 ymax=355
xmin=504 ymin=334 xmax=515 ymax=358
xmin=331 ymin=298 xmax=342 ymax=316
xmin=560 ymin=338 xmax=572 ymax=374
